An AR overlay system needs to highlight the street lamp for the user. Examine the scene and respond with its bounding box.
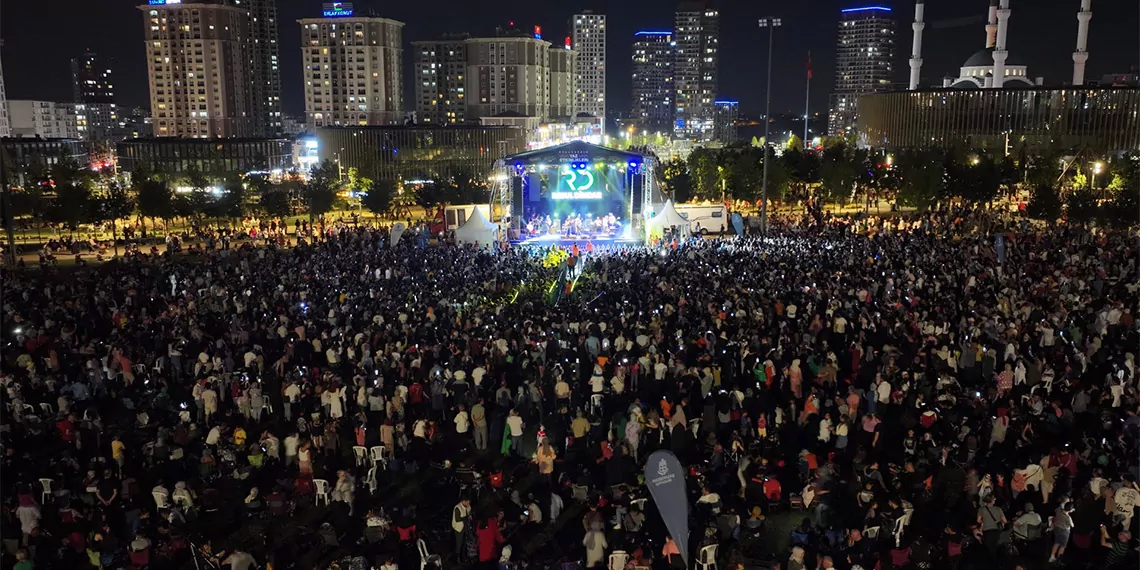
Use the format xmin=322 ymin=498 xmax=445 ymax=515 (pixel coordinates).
xmin=1091 ymin=161 xmax=1104 ymax=192
xmin=758 ymin=17 xmax=781 ymax=234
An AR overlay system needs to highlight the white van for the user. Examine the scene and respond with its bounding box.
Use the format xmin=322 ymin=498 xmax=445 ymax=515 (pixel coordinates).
xmin=675 ymin=204 xmax=727 ymax=234
xmin=443 ymin=204 xmax=491 ymax=231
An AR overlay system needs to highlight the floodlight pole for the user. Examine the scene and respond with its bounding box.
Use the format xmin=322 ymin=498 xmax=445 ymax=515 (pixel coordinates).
xmin=758 ymin=17 xmax=781 ymax=234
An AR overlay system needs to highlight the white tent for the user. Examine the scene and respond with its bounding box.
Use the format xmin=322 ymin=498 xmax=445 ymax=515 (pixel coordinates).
xmin=645 ymin=200 xmax=691 ymax=242
xmin=454 ymin=206 xmax=498 ymax=248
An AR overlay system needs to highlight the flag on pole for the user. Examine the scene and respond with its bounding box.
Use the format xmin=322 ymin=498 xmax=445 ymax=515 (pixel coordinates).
xmin=807 ymin=51 xmax=813 ymax=79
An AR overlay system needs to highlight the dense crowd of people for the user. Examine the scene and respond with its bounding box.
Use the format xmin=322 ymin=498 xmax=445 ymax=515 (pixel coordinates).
xmin=1 ymin=206 xmax=1137 ymax=570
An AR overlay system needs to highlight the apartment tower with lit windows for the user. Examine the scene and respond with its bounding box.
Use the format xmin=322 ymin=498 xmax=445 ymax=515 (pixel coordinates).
xmin=71 ymin=51 xmax=120 ymax=141
xmin=631 ymin=31 xmax=674 ymax=133
xmin=299 ymin=3 xmax=404 ymax=128
xmin=140 ymin=1 xmax=255 ymax=137
xmin=412 ymin=35 xmax=469 ymax=125
xmin=571 ymin=11 xmax=606 ymax=125
xmin=827 ymin=5 xmax=897 ymax=137
xmin=673 ymin=0 xmax=718 ymax=139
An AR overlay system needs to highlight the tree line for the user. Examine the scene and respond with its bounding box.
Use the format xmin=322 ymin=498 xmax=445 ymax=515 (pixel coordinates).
xmin=2 ymin=155 xmax=496 ymax=236
xmin=655 ymin=137 xmax=1138 ymax=226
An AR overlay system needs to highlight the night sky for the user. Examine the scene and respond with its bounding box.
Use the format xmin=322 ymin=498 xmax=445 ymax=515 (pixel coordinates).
xmin=2 ymin=0 xmax=1137 ymax=120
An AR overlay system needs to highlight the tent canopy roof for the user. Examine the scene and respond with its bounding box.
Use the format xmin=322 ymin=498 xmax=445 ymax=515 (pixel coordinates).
xmin=502 ymin=140 xmax=646 ymax=167
xmin=646 ymin=200 xmax=690 ymax=229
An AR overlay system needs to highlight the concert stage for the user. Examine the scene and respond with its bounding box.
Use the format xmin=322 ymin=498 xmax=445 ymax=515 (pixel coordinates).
xmin=490 ymin=141 xmax=660 ymax=244
xmin=513 ymin=233 xmax=643 ymax=248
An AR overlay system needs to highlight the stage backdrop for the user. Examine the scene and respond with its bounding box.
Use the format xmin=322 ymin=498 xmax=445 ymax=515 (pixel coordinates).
xmin=525 ymin=163 xmax=629 ymax=221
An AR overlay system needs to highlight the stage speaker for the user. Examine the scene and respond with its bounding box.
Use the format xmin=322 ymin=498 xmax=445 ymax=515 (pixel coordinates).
xmin=631 ymin=173 xmax=645 ymax=215
xmin=511 ymin=177 xmax=524 ymax=228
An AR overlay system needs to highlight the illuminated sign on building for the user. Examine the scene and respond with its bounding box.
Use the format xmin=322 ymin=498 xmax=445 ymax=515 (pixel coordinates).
xmin=148 ymin=0 xmax=181 ymax=4
xmin=321 ymin=2 xmax=353 ymax=17
xmin=533 ymin=26 xmax=542 ymax=39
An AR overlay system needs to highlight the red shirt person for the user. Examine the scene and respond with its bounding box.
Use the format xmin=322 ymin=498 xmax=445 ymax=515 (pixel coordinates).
xmin=476 ymin=518 xmax=505 ymax=562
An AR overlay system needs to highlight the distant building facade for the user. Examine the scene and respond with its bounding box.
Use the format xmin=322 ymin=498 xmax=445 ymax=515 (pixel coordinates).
xmin=299 ymin=9 xmax=404 ymax=128
xmin=827 ymin=6 xmax=897 ymax=137
xmin=7 ymin=101 xmax=80 ymax=139
xmin=314 ymin=125 xmax=526 ymax=182
xmin=412 ymin=35 xmax=469 ymax=125
xmin=71 ymin=51 xmax=119 ymax=141
xmin=571 ymin=11 xmax=606 ymax=123
xmin=116 ymin=137 xmax=293 ymax=176
xmin=631 ymin=31 xmax=674 ymax=132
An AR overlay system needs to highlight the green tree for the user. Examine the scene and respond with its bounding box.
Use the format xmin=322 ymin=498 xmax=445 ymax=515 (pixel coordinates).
xmin=1025 ymin=183 xmax=1062 ymax=223
xmin=958 ymin=155 xmax=1000 ymax=204
xmin=303 ymin=160 xmax=340 ymax=222
xmin=1100 ymin=184 xmax=1139 ymax=228
xmin=94 ymin=182 xmax=135 ymax=254
xmin=660 ymin=159 xmax=693 ymax=203
xmin=781 ymin=145 xmax=820 ymax=203
xmin=415 ymin=182 xmax=448 ymax=210
xmin=173 ymin=189 xmax=212 ymax=222
xmin=819 ymin=143 xmax=856 ymax=205
xmin=260 ymin=186 xmax=293 ymax=218
xmin=1065 ymin=187 xmax=1099 ymax=224
xmin=688 ymin=147 xmax=720 ymax=201
xmin=361 ymin=179 xmax=395 ymax=218
xmin=728 ymin=151 xmax=762 ymax=202
xmin=213 ymin=176 xmax=248 ymax=221
xmin=137 ymin=178 xmax=175 ymax=233
xmin=762 ymin=154 xmax=792 ymax=205
xmin=896 ymin=151 xmax=945 ymax=211
xmin=48 ymin=180 xmax=93 ymax=232
xmin=443 ymin=169 xmax=488 ymax=204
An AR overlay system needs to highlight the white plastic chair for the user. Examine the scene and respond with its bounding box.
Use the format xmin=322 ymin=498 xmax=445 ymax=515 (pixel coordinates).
xmin=152 ymin=490 xmax=170 ymax=510
xmin=696 ymin=544 xmax=718 ymax=570
xmin=863 ymin=525 xmax=881 ymax=540
xmin=609 ymin=550 xmax=630 ymax=570
xmin=353 ymin=446 xmax=369 ymax=467
xmin=590 ymin=393 xmax=604 ymax=414
xmin=369 ymin=445 xmax=388 ymax=470
xmin=893 ymin=515 xmax=907 ymax=546
xmin=39 ymin=403 xmax=54 ymax=417
xmin=630 ymin=498 xmax=647 ymax=512
xmin=314 ymin=478 xmax=331 ymax=506
xmin=365 ymin=466 xmax=378 ymax=494
xmin=38 ymin=478 xmax=54 ymax=504
xmin=417 ymin=538 xmax=441 ymax=570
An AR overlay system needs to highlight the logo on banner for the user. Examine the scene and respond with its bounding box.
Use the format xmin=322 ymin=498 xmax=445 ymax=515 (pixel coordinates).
xmin=651 ymin=458 xmax=677 ymax=487
xmin=551 ymin=168 xmax=601 ymax=200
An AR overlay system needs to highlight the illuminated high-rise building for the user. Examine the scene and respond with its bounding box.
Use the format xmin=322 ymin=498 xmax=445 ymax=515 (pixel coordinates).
xmin=140 ymin=1 xmax=254 ymax=137
xmin=71 ymin=51 xmax=118 ymax=141
xmin=673 ymin=0 xmax=718 ymax=139
xmin=299 ymin=4 xmax=404 ymax=127
xmin=571 ymin=11 xmax=606 ymax=125
xmin=245 ymin=0 xmax=283 ymax=135
xmin=631 ymin=31 xmax=674 ymax=132
xmin=412 ymin=35 xmax=468 ymax=125
xmin=828 ymin=5 xmax=897 ymax=136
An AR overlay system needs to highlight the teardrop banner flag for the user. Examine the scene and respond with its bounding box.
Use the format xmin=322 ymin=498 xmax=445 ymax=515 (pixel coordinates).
xmin=731 ymin=212 xmax=744 ymax=236
xmin=389 ymin=222 xmax=407 ymax=247
xmin=644 ymin=450 xmax=690 ymax=566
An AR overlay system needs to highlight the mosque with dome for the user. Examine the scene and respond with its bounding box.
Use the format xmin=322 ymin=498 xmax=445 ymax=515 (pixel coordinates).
xmin=858 ymin=0 xmax=1140 ymax=153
